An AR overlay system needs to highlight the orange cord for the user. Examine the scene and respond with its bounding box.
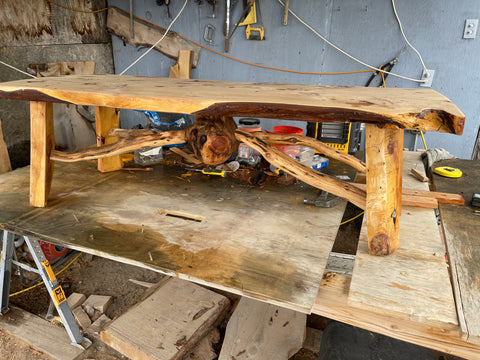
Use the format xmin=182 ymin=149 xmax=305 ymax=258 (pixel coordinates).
xmin=46 ymin=0 xmax=374 ymax=76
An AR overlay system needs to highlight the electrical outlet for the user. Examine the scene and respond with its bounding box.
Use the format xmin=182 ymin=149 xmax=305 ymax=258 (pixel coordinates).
xmin=463 ymin=19 xmax=478 ymax=39
xmin=419 ymin=69 xmax=435 ymax=88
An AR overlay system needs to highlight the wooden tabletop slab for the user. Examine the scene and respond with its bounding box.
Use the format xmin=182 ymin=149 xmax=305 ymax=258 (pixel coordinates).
xmin=0 ymin=162 xmax=346 ymax=313
xmin=0 ymin=75 xmax=465 ymax=134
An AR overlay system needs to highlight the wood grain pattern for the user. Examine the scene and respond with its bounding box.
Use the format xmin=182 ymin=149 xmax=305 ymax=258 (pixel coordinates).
xmin=0 ymin=75 xmax=464 ymax=134
xmin=101 ymin=278 xmax=230 ymax=360
xmin=349 ymin=152 xmax=458 ymax=328
xmin=218 ymin=297 xmax=305 ymax=360
xmin=95 ymin=107 xmax=123 ymax=172
xmin=30 ymin=101 xmax=54 ymax=207
xmin=314 ymin=273 xmax=480 ymax=359
xmin=0 ymin=161 xmax=346 ymax=313
xmin=252 ymin=132 xmax=366 ymax=173
xmin=434 ymin=158 xmax=480 ymax=344
xmin=365 ymin=125 xmax=403 ymax=255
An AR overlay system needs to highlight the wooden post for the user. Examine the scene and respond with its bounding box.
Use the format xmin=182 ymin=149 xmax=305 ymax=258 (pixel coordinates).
xmin=30 ymin=101 xmax=54 ymax=207
xmin=169 ymin=50 xmax=193 ymax=79
xmin=0 ymin=120 xmax=12 ymax=174
xmin=365 ymin=124 xmax=404 ymax=255
xmin=95 ymin=107 xmax=123 ymax=172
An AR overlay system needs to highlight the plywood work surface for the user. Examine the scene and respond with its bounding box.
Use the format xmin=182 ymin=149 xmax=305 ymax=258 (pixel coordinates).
xmin=348 ymin=152 xmax=458 ymax=326
xmin=0 ymin=162 xmax=345 ymax=313
xmin=433 ymin=158 xmax=480 ymax=344
xmin=0 ymin=75 xmax=464 ymax=133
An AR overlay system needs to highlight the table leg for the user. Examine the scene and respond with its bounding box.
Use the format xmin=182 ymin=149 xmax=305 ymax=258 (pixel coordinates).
xmin=30 ymin=101 xmax=54 ymax=207
xmin=365 ymin=124 xmax=404 ymax=255
xmin=95 ymin=106 xmax=123 ymax=172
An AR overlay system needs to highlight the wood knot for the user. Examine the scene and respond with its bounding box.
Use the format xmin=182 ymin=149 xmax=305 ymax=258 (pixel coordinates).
xmin=370 ymin=233 xmax=390 ymax=255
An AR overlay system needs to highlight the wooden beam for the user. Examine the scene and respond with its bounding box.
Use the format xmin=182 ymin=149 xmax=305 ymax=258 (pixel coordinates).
xmin=365 ymin=125 xmax=404 ymax=255
xmin=51 ymin=130 xmax=186 ymax=162
xmin=169 ymin=50 xmax=193 ymax=79
xmin=253 ymin=132 xmax=366 ymax=173
xmin=0 ymin=120 xmax=11 ymax=174
xmin=236 ymin=130 xmax=366 ymax=209
xmin=95 ymin=107 xmax=123 ymax=172
xmin=107 ymin=6 xmax=201 ymax=68
xmin=30 ymin=101 xmax=54 ymax=207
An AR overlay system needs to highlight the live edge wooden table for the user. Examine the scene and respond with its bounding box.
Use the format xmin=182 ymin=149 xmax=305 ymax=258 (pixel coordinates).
xmin=0 ymin=74 xmax=465 ymax=256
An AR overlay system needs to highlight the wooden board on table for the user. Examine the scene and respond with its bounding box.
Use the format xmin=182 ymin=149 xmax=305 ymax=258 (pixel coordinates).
xmin=313 ymin=273 xmax=480 ymax=360
xmin=218 ymin=297 xmax=305 ymax=360
xmin=0 ymin=75 xmax=464 ymax=134
xmin=0 ymin=161 xmax=346 ymax=313
xmin=101 ymin=277 xmax=229 ymax=360
xmin=348 ymin=152 xmax=457 ymax=326
xmin=433 ymin=158 xmax=480 ymax=344
xmin=0 ymin=306 xmax=84 ymax=360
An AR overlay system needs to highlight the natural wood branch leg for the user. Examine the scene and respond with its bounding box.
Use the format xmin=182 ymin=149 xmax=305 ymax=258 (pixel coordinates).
xmin=30 ymin=101 xmax=54 ymax=207
xmin=365 ymin=125 xmax=404 ymax=255
xmin=95 ymin=107 xmax=123 ymax=172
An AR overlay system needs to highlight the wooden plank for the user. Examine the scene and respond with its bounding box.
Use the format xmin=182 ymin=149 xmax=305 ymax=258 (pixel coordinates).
xmin=30 ymin=101 xmax=54 ymax=207
xmin=95 ymin=106 xmax=123 ymax=172
xmin=0 ymin=75 xmax=464 ymax=134
xmin=365 ymin=125 xmax=403 ymax=254
xmin=218 ymin=297 xmax=305 ymax=360
xmin=0 ymin=161 xmax=346 ymax=313
xmin=313 ymin=273 xmax=480 ymax=360
xmin=0 ymin=306 xmax=84 ymax=360
xmin=169 ymin=50 xmax=193 ymax=79
xmin=0 ymin=120 xmax=11 ymax=174
xmin=433 ymin=158 xmax=480 ymax=343
xmin=107 ymin=7 xmax=201 ymax=68
xmin=349 ymin=152 xmax=458 ymax=326
xmin=101 ymin=277 xmax=230 ymax=360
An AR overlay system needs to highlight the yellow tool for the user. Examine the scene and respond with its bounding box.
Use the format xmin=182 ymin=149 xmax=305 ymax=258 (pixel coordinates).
xmin=186 ymin=167 xmax=227 ymax=177
xmin=434 ymin=166 xmax=462 ymax=178
xmin=238 ymin=0 xmax=264 ymax=40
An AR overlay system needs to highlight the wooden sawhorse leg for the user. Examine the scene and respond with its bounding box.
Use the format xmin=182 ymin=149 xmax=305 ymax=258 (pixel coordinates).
xmin=365 ymin=125 xmax=404 ymax=255
xmin=30 ymin=101 xmax=54 ymax=207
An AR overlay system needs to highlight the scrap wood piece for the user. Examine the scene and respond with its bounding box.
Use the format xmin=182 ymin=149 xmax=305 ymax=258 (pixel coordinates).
xmin=169 ymin=50 xmax=193 ymax=79
xmin=107 ymin=6 xmax=201 ymax=67
xmin=50 ymin=130 xmax=186 ymax=162
xmin=101 ymin=277 xmax=230 ymax=360
xmin=253 ymin=132 xmax=366 ymax=173
xmin=169 ymin=147 xmax=202 ymax=165
xmin=352 ymin=183 xmax=464 ymax=206
xmin=218 ymin=297 xmax=306 ymax=360
xmin=410 ymin=168 xmax=429 ymax=182
xmin=236 ymin=130 xmax=366 ymax=210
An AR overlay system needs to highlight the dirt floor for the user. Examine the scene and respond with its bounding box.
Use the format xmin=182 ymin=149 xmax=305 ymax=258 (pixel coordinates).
xmin=4 ymin=252 xmax=323 ymax=360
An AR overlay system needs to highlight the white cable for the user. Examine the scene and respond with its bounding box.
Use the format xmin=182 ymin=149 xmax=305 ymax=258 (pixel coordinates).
xmin=277 ymin=0 xmax=427 ymax=83
xmin=119 ymin=0 xmax=189 ymax=76
xmin=0 ymin=60 xmax=36 ymax=78
xmin=391 ymin=0 xmax=430 ymax=77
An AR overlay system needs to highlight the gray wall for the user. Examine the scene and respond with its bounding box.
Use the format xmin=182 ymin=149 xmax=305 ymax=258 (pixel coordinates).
xmin=104 ymin=1 xmax=480 ymax=158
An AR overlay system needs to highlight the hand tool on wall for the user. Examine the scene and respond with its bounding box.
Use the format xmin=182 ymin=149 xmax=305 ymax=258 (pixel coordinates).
xmin=204 ymin=24 xmax=215 ymax=45
xmin=224 ymin=0 xmax=233 ymax=51
xmin=283 ymin=0 xmax=289 ymax=25
xmin=207 ymin=0 xmax=216 ymax=18
xmin=238 ymin=0 xmax=264 ymax=41
xmin=186 ymin=167 xmax=227 ymax=177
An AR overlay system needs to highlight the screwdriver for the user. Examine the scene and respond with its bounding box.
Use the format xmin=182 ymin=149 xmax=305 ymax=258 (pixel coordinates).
xmin=185 ymin=167 xmax=227 ymax=177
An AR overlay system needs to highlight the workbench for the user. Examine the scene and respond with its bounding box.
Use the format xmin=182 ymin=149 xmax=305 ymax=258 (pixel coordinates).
xmin=0 ymin=74 xmax=465 ymax=255
xmin=0 ymin=152 xmax=478 ymax=358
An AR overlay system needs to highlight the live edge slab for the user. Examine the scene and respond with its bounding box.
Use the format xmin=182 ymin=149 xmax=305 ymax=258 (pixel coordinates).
xmin=0 ymin=74 xmax=465 ymax=256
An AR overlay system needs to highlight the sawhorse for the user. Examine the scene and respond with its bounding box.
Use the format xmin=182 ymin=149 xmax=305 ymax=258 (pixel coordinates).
xmin=0 ymin=231 xmax=91 ymax=349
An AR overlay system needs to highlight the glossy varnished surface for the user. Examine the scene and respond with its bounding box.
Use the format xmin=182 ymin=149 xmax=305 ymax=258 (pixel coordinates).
xmin=0 ymin=162 xmax=346 ymax=313
xmin=0 ymin=75 xmax=465 ymax=133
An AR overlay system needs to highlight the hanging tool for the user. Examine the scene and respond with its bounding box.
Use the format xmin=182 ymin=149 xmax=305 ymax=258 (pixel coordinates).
xmin=229 ymin=0 xmax=255 ymax=41
xmin=204 ymin=24 xmax=215 ymax=45
xmin=207 ymin=0 xmax=216 ymax=18
xmin=186 ymin=167 xmax=227 ymax=177
xmin=238 ymin=0 xmax=265 ymax=41
xmin=224 ymin=0 xmax=237 ymax=52
xmin=156 ymin=0 xmax=172 ymax=19
xmin=283 ymin=0 xmax=289 ymax=25
xmin=365 ymin=46 xmax=406 ymax=87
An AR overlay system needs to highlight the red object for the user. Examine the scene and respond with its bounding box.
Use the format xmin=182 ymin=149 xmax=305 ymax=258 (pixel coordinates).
xmin=271 ymin=126 xmax=304 ymax=154
xmin=39 ymin=241 xmax=68 ymax=261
